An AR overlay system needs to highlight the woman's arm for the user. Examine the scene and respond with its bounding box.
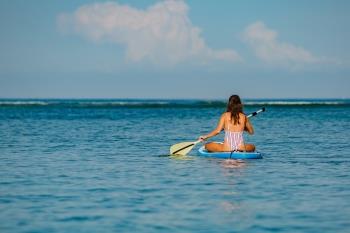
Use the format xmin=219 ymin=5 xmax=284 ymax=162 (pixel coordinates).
xmin=199 ymin=113 xmax=225 ymax=141
xmin=244 ymin=116 xmax=254 ymax=135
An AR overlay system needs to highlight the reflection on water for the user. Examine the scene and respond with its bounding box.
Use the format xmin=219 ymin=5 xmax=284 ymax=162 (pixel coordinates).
xmin=220 ymin=201 xmax=241 ymax=212
xmin=169 ymin=155 xmax=194 ymax=160
xmin=221 ymin=159 xmax=246 ymax=169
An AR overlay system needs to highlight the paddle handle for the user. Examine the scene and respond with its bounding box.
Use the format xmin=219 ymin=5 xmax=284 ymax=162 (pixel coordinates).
xmin=246 ymin=107 xmax=265 ymax=118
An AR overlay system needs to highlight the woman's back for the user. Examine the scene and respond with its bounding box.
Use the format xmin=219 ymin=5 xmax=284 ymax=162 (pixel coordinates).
xmin=224 ymin=112 xmax=246 ymax=132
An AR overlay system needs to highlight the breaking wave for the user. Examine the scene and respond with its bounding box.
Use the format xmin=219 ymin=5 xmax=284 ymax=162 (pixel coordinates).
xmin=0 ymin=99 xmax=349 ymax=108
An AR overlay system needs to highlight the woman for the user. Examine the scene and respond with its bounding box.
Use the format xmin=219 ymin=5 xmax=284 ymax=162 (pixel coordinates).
xmin=199 ymin=95 xmax=255 ymax=152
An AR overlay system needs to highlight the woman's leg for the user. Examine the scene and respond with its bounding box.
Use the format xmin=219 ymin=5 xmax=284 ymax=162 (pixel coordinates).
xmin=238 ymin=143 xmax=255 ymax=152
xmin=205 ymin=142 xmax=225 ymax=152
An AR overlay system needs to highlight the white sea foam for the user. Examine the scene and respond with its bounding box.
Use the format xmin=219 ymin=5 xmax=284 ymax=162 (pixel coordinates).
xmin=0 ymin=101 xmax=49 ymax=106
xmin=77 ymin=101 xmax=171 ymax=106
xmin=244 ymin=100 xmax=347 ymax=105
xmin=0 ymin=99 xmax=348 ymax=107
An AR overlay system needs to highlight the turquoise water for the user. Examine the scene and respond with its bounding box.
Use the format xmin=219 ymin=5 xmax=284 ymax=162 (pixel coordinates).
xmin=1 ymin=99 xmax=350 ymax=233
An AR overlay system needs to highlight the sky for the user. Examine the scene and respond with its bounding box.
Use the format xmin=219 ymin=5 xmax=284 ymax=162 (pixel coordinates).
xmin=0 ymin=0 xmax=349 ymax=99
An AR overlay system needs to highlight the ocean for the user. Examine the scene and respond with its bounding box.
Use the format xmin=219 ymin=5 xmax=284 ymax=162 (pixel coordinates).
xmin=0 ymin=99 xmax=349 ymax=233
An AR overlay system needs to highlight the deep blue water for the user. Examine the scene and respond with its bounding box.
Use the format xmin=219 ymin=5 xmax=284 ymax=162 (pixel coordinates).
xmin=1 ymin=99 xmax=350 ymax=233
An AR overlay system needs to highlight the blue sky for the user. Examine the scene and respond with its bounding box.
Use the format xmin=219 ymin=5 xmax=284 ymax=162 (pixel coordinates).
xmin=0 ymin=0 xmax=349 ymax=99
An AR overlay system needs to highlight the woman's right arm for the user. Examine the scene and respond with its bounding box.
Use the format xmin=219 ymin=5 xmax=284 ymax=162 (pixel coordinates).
xmin=199 ymin=113 xmax=225 ymax=141
xmin=244 ymin=117 xmax=254 ymax=135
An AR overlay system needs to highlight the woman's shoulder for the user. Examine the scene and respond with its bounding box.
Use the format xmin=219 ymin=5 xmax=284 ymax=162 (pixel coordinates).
xmin=239 ymin=112 xmax=247 ymax=121
xmin=221 ymin=112 xmax=230 ymax=118
xmin=219 ymin=112 xmax=229 ymax=121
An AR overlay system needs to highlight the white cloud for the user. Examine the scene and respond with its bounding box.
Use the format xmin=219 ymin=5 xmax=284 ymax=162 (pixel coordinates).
xmin=242 ymin=21 xmax=322 ymax=66
xmin=57 ymin=0 xmax=241 ymax=65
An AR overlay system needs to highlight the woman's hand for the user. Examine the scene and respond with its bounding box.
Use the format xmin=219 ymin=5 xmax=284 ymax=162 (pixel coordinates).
xmin=198 ymin=113 xmax=225 ymax=142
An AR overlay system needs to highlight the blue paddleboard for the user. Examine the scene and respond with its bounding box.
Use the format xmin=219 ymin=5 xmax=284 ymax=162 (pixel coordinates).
xmin=198 ymin=146 xmax=263 ymax=159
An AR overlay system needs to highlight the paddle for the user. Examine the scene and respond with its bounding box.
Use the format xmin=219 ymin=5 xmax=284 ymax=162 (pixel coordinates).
xmin=170 ymin=107 xmax=265 ymax=155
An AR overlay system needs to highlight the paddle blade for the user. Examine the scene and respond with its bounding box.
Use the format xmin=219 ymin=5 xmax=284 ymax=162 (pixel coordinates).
xmin=170 ymin=141 xmax=196 ymax=156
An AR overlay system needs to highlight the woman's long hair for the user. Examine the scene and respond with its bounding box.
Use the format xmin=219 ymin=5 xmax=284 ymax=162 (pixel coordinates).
xmin=226 ymin=95 xmax=243 ymax=125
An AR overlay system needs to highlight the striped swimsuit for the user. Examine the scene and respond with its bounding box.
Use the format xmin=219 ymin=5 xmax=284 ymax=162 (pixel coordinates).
xmin=224 ymin=116 xmax=244 ymax=151
xmin=224 ymin=131 xmax=244 ymax=151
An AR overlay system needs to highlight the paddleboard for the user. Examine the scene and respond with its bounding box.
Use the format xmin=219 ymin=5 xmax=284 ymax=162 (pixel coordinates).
xmin=198 ymin=146 xmax=263 ymax=159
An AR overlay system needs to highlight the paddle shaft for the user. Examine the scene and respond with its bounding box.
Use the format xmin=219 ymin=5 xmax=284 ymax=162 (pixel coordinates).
xmin=172 ymin=108 xmax=265 ymax=155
